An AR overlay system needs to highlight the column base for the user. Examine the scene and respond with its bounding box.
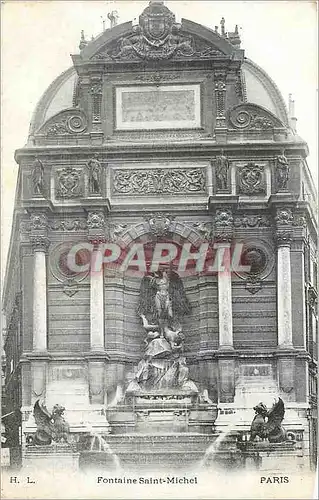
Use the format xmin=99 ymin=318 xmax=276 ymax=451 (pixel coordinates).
xmin=277 ymin=343 xmax=294 ymax=351
xmin=218 ymin=345 xmax=235 ymax=353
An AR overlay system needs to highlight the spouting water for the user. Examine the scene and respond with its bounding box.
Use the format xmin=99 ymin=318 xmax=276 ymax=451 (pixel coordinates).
xmin=200 ymin=421 xmax=239 ymax=468
xmin=89 ymin=434 xmax=122 ymax=471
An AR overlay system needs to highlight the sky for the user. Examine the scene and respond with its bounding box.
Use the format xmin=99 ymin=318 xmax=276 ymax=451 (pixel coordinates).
xmin=1 ymin=0 xmax=318 ymax=280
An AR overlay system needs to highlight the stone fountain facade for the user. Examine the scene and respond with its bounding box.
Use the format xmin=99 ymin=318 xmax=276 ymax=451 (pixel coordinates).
xmin=2 ymin=1 xmax=317 ymax=472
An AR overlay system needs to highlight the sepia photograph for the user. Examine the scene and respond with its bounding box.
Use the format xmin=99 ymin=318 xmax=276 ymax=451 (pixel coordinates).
xmin=1 ymin=1 xmax=318 ymax=499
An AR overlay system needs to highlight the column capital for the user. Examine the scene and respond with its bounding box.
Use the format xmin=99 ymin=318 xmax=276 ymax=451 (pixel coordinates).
xmin=30 ymin=234 xmax=50 ymax=252
xmin=29 ymin=212 xmax=50 ymax=252
xmin=274 ymin=207 xmax=293 ymax=247
xmin=214 ymin=208 xmax=234 ymax=243
xmin=275 ymin=229 xmax=293 ymax=247
xmin=86 ymin=209 xmax=108 ymax=244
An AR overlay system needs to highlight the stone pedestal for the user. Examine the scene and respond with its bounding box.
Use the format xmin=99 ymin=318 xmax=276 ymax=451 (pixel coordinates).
xmin=218 ymin=358 xmax=235 ymax=403
xmin=23 ymin=444 xmax=80 ymax=472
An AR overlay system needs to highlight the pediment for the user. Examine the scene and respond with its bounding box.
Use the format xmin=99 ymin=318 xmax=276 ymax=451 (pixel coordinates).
xmin=227 ymin=103 xmax=285 ymax=130
xmin=36 ymin=108 xmax=88 ymax=136
xmin=91 ymin=30 xmax=227 ymax=62
xmin=76 ymin=2 xmax=237 ymax=64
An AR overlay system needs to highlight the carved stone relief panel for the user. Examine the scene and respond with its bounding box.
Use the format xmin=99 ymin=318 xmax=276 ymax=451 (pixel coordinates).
xmin=236 ymin=162 xmax=267 ymax=196
xmin=55 ymin=166 xmax=84 ymax=199
xmin=111 ymin=164 xmax=207 ymax=197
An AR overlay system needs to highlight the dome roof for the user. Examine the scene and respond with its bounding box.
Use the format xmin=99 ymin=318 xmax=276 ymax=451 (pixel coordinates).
xmin=29 ymin=66 xmax=78 ymax=136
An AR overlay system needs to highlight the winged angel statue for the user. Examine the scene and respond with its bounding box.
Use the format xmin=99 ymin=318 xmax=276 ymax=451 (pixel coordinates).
xmin=126 ymin=270 xmax=198 ymax=393
xmin=32 ymin=399 xmax=70 ymax=445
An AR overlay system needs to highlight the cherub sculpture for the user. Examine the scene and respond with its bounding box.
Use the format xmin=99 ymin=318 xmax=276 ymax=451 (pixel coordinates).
xmin=33 ymin=400 xmax=70 ymax=445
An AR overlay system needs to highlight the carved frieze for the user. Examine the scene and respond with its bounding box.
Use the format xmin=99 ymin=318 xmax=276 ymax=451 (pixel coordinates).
xmin=228 ymin=104 xmax=283 ymax=130
xmin=112 ymin=168 xmax=206 ymax=196
xmin=50 ymin=219 xmax=87 ymax=231
xmin=40 ymin=110 xmax=88 ymax=136
xmin=56 ymin=167 xmax=83 ymax=199
xmin=237 ymin=163 xmax=266 ymax=195
xmin=233 ymin=214 xmax=271 ymax=228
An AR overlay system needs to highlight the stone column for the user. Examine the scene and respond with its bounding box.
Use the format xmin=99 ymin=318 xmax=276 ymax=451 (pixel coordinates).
xmin=215 ymin=209 xmax=234 ymax=350
xmin=275 ymin=209 xmax=293 ymax=348
xmin=214 ymin=208 xmax=235 ymax=404
xmin=87 ymin=211 xmax=106 ymax=351
xmin=90 ymin=245 xmax=105 ymax=351
xmin=30 ymin=213 xmax=49 ymax=352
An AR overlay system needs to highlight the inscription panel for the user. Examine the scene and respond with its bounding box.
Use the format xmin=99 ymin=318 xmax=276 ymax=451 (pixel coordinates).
xmin=115 ymin=84 xmax=201 ymax=130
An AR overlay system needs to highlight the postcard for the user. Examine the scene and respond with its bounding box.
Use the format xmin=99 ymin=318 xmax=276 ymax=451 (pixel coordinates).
xmin=1 ymin=1 xmax=317 ymax=499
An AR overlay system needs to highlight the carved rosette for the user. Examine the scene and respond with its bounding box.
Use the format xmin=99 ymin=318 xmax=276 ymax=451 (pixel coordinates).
xmin=214 ymin=208 xmax=233 ymax=242
xmin=214 ymin=71 xmax=227 ymax=128
xmin=275 ymin=208 xmax=293 ymax=246
xmin=30 ymin=213 xmax=49 ymax=252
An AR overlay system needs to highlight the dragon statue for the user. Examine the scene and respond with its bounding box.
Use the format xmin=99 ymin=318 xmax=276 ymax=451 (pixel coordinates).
xmin=250 ymin=398 xmax=286 ymax=443
xmin=33 ymin=400 xmax=70 ymax=445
